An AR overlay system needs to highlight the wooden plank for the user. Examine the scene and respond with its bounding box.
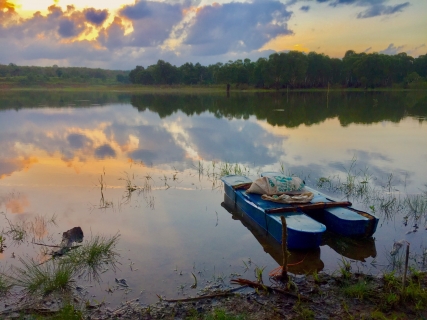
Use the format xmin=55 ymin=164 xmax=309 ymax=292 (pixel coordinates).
xmin=265 ymin=201 xmax=352 ymax=214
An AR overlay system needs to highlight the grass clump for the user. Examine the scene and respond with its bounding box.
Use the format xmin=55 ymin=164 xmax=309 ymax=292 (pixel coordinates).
xmin=338 ymin=257 xmax=352 ymax=280
xmin=187 ymin=308 xmax=246 ymax=320
xmin=49 ymin=303 xmax=83 ymax=320
xmin=22 ymin=303 xmax=83 ymax=320
xmin=342 ymin=280 xmax=374 ymax=300
xmin=62 ymin=233 xmax=120 ymax=281
xmin=0 ymin=272 xmax=12 ymax=296
xmin=9 ymin=258 xmax=75 ymax=296
xmin=204 ymin=309 xmax=246 ymax=320
xmin=378 ymin=270 xmax=427 ymax=312
xmin=293 ymin=300 xmax=315 ymax=320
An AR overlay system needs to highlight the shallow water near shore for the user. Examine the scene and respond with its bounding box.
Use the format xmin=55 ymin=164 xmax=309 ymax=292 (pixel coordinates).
xmin=0 ymin=90 xmax=426 ymax=308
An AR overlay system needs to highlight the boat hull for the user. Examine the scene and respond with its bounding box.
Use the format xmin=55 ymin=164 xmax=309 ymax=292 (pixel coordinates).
xmin=222 ymin=175 xmax=326 ymax=250
xmin=261 ymin=172 xmax=379 ymax=238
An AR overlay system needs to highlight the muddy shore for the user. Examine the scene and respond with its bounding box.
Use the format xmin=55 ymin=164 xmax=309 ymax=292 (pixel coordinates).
xmin=2 ymin=271 xmax=425 ymax=319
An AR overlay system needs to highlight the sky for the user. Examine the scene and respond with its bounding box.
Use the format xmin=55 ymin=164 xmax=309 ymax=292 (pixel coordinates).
xmin=0 ymin=0 xmax=426 ymax=70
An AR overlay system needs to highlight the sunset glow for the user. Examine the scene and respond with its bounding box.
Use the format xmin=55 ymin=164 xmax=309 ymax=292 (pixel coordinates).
xmin=0 ymin=0 xmax=426 ymax=69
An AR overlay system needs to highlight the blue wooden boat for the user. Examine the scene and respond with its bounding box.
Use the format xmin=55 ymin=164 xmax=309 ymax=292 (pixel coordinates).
xmin=261 ymin=172 xmax=379 ymax=238
xmin=221 ymin=173 xmax=379 ymax=249
xmin=221 ymin=175 xmax=326 ymax=250
xmin=222 ymin=194 xmax=325 ymax=273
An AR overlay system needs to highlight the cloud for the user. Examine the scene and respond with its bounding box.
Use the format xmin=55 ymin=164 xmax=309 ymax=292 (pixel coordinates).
xmin=379 ymin=43 xmax=405 ymax=55
xmin=300 ymin=5 xmax=310 ymax=12
xmin=67 ymin=133 xmax=93 ymax=149
xmin=0 ymin=5 xmax=104 ymax=43
xmin=0 ymin=157 xmax=38 ymax=179
xmin=98 ymin=17 xmax=127 ymax=49
xmin=58 ymin=18 xmax=84 ymax=38
xmin=94 ymin=144 xmax=116 ymax=159
xmin=118 ymin=0 xmax=189 ymax=47
xmin=4 ymin=194 xmax=30 ymax=214
xmin=187 ymin=117 xmax=284 ymax=165
xmin=183 ymin=0 xmax=293 ymax=56
xmin=363 ymin=47 xmax=372 ymax=53
xmin=316 ymin=0 xmax=410 ymax=18
xmin=357 ymin=2 xmax=410 ymax=18
xmin=84 ymin=8 xmax=109 ymax=26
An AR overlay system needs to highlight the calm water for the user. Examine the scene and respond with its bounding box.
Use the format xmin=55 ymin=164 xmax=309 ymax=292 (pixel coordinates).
xmin=0 ymin=90 xmax=426 ymax=306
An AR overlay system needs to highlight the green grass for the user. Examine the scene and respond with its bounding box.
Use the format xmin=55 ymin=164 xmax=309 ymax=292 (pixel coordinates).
xmin=21 ymin=303 xmax=83 ymax=320
xmin=62 ymin=233 xmax=120 ymax=281
xmin=338 ymin=257 xmax=352 ymax=280
xmin=0 ymin=272 xmax=12 ymax=296
xmin=293 ymin=299 xmax=315 ymax=320
xmin=383 ymin=271 xmax=400 ymax=291
xmin=378 ymin=270 xmax=427 ymax=311
xmin=196 ymin=309 xmax=246 ymax=320
xmin=342 ymin=280 xmax=374 ymax=300
xmin=4 ymin=234 xmax=119 ymax=295
xmin=9 ymin=258 xmax=75 ymax=296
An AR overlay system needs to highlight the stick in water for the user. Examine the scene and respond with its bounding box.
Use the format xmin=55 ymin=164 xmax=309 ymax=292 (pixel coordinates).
xmin=280 ymin=216 xmax=288 ymax=282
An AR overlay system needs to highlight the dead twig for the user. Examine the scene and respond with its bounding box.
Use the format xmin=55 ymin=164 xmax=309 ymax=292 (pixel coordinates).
xmin=230 ymin=278 xmax=311 ymax=301
xmin=158 ymin=285 xmax=249 ymax=303
xmin=31 ymin=242 xmax=61 ymax=248
xmin=159 ymin=292 xmax=235 ymax=303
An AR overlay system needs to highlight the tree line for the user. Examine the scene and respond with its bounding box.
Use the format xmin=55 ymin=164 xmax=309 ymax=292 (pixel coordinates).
xmin=0 ymin=63 xmax=130 ymax=84
xmin=129 ymin=50 xmax=427 ymax=89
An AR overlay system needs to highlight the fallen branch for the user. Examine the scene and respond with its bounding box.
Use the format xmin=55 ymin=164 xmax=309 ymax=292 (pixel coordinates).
xmin=31 ymin=242 xmax=61 ymax=248
xmin=157 ymin=285 xmax=248 ymax=303
xmin=160 ymin=292 xmax=235 ymax=303
xmin=230 ymin=278 xmax=311 ymax=301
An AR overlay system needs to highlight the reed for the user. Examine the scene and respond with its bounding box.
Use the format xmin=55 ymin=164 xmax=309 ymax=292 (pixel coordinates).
xmin=254 ymin=265 xmax=266 ymax=284
xmin=338 ymin=257 xmax=352 ymax=280
xmin=1 ymin=212 xmax=27 ymax=243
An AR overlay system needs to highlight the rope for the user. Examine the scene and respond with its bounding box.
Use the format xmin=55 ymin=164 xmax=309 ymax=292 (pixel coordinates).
xmin=268 ymin=254 xmax=308 ymax=277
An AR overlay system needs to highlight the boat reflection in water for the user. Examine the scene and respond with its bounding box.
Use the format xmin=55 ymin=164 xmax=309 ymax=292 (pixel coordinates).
xmin=222 ymin=194 xmax=377 ymax=274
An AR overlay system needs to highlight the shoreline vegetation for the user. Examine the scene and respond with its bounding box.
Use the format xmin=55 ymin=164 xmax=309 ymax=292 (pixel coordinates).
xmin=1 ymin=50 xmax=427 ymax=92
xmin=1 ymin=83 xmax=427 ymax=93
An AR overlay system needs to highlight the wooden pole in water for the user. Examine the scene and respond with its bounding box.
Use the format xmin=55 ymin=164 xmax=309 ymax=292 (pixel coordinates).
xmin=402 ymin=242 xmax=410 ymax=289
xmin=280 ymin=215 xmax=288 ymax=282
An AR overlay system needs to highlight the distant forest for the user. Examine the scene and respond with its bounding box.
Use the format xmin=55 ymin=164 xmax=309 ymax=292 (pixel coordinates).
xmin=0 ymin=64 xmax=130 ymax=85
xmin=129 ymin=50 xmax=427 ymax=89
xmin=1 ymin=50 xmax=427 ymax=89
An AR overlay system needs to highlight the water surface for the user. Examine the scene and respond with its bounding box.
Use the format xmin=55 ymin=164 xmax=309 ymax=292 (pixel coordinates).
xmin=0 ymin=90 xmax=426 ymax=306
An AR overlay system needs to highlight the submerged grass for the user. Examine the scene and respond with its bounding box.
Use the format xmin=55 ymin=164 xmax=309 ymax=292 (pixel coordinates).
xmin=0 ymin=272 xmax=12 ymax=296
xmin=0 ymin=231 xmax=119 ymax=316
xmin=314 ymin=158 xmax=427 ymax=229
xmin=8 ymin=258 xmax=75 ymax=296
xmin=62 ymin=233 xmax=120 ymax=281
xmin=1 ymin=212 xmax=58 ymax=244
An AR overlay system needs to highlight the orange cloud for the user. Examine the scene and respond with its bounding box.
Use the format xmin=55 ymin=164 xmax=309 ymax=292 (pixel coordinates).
xmin=182 ymin=6 xmax=203 ymax=15
xmin=5 ymin=194 xmax=30 ymax=214
xmin=0 ymin=157 xmax=38 ymax=179
xmin=0 ymin=0 xmax=16 ymax=12
xmin=22 ymin=157 xmax=38 ymax=172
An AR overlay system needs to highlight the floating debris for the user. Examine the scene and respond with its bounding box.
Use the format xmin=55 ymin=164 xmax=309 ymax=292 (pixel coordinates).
xmin=52 ymin=227 xmax=84 ymax=257
xmin=115 ymin=278 xmax=129 ymax=287
xmin=390 ymin=239 xmax=407 ymax=256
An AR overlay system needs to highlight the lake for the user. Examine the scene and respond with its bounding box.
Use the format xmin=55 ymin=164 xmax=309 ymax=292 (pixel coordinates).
xmin=0 ymin=90 xmax=426 ymax=307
